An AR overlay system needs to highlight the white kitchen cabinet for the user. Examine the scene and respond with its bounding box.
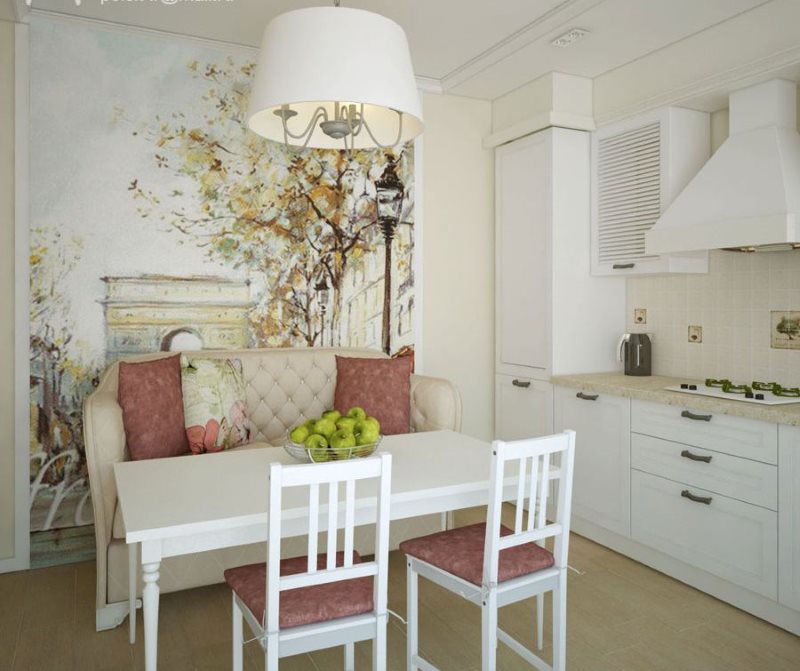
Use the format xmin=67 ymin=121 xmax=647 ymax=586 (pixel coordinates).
xmin=495 ymin=127 xmax=625 ymax=436
xmin=495 ymin=374 xmax=553 ymax=441
xmin=779 ymin=425 xmax=800 ymax=611
xmin=632 ymin=399 xmax=778 ymax=464
xmin=554 ymin=386 xmax=631 ymax=537
xmin=631 ymin=470 xmax=777 ymax=599
xmin=591 ymin=107 xmax=710 ymax=276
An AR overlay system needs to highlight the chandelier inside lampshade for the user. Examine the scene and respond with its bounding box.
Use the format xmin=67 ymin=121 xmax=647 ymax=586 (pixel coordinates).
xmin=247 ymin=6 xmax=424 ymax=150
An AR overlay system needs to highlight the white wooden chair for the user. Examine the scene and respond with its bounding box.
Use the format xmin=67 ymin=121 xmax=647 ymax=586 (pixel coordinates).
xmin=401 ymin=431 xmax=576 ymax=671
xmin=224 ymin=452 xmax=392 ymax=671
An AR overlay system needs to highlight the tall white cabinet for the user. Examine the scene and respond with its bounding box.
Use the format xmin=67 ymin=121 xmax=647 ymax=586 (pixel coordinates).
xmin=495 ymin=128 xmax=625 ymax=439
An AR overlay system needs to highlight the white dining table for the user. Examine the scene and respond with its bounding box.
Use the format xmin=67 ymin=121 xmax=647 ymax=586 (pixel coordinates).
xmin=114 ymin=429 xmax=533 ymax=671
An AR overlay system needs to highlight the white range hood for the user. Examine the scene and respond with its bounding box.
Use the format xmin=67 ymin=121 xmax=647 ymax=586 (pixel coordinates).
xmin=646 ymin=79 xmax=800 ymax=254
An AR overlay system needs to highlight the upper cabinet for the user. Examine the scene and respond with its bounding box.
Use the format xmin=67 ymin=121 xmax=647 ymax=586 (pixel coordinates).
xmin=591 ymin=107 xmax=710 ymax=276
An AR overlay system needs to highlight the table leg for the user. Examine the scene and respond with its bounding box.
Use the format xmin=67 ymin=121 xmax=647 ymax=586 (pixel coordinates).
xmin=142 ymin=561 xmax=161 ymax=671
xmin=128 ymin=543 xmax=137 ymax=644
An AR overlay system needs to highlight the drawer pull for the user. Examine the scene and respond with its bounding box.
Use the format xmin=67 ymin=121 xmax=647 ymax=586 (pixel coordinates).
xmin=681 ymin=410 xmax=712 ymax=422
xmin=512 ymin=379 xmax=531 ymax=388
xmin=680 ymin=449 xmax=712 ymax=464
xmin=681 ymin=489 xmax=712 ymax=505
xmin=576 ymin=392 xmax=598 ymax=401
xmin=613 ymin=263 xmax=635 ymax=269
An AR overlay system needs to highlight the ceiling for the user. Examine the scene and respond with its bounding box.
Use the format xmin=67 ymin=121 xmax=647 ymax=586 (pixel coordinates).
xmin=5 ymin=0 xmax=798 ymax=103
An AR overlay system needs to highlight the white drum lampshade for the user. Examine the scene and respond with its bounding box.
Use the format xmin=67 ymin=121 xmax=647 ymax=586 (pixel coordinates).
xmin=247 ymin=7 xmax=423 ymax=150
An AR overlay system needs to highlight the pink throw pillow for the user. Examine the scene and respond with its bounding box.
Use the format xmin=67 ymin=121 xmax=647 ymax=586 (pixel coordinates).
xmin=118 ymin=355 xmax=190 ymax=461
xmin=334 ymin=356 xmax=413 ymax=435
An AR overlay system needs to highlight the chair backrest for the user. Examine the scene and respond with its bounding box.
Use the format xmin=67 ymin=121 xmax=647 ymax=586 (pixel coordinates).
xmin=265 ymin=453 xmax=392 ymax=633
xmin=483 ymin=431 xmax=576 ymax=586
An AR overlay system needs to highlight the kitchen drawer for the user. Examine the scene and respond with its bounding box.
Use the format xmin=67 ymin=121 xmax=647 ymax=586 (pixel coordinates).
xmin=631 ymin=470 xmax=777 ymax=599
xmin=632 ymin=434 xmax=777 ymax=510
xmin=631 ymin=400 xmax=777 ymax=464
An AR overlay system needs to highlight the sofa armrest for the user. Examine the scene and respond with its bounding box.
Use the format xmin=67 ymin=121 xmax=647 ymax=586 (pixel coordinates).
xmin=410 ymin=374 xmax=462 ymax=432
xmin=83 ymin=390 xmax=127 ymax=609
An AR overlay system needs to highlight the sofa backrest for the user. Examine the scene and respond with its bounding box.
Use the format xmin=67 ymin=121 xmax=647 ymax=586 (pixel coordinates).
xmin=95 ymin=347 xmax=389 ymax=445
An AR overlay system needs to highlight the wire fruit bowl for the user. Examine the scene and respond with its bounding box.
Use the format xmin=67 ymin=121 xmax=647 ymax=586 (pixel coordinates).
xmin=284 ymin=436 xmax=382 ymax=463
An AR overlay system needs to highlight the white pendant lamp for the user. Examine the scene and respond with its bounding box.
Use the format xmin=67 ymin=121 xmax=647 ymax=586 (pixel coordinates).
xmin=247 ymin=3 xmax=423 ymax=150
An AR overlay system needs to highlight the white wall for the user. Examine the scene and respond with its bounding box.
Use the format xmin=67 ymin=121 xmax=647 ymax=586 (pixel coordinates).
xmin=0 ymin=18 xmax=15 ymax=560
xmin=420 ymin=92 xmax=495 ymax=441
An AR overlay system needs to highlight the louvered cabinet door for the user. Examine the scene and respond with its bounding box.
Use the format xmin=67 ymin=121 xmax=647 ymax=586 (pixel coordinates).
xmin=590 ymin=107 xmax=710 ymax=276
xmin=593 ymin=121 xmax=662 ymax=274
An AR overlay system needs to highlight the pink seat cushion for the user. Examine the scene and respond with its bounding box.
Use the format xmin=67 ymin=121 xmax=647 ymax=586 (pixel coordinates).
xmin=399 ymin=522 xmax=555 ymax=586
xmin=223 ymin=552 xmax=373 ymax=629
xmin=334 ymin=355 xmax=413 ymax=435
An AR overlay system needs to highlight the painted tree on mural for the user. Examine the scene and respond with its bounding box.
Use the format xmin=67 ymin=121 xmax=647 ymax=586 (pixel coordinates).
xmin=123 ymin=57 xmax=414 ymax=347
xmin=29 ymin=228 xmax=97 ymax=527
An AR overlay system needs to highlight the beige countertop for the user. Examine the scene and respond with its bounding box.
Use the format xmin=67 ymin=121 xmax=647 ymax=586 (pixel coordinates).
xmin=550 ymin=372 xmax=800 ymax=427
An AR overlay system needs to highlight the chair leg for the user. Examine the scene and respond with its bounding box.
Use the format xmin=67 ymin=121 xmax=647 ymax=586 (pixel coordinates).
xmin=552 ymin=572 xmax=567 ymax=671
xmin=128 ymin=543 xmax=137 ymax=645
xmin=374 ymin=613 xmax=388 ymax=671
xmin=481 ymin=591 xmax=498 ymax=671
xmin=536 ymin=593 xmax=544 ymax=650
xmin=265 ymin=632 xmax=279 ymax=671
xmin=345 ymin=642 xmax=355 ymax=671
xmin=406 ymin=560 xmax=418 ymax=671
xmin=232 ymin=595 xmax=243 ymax=671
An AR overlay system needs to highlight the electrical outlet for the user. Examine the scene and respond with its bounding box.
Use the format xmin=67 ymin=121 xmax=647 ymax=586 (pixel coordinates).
xmin=688 ymin=325 xmax=703 ymax=343
xmin=634 ymin=308 xmax=647 ymax=324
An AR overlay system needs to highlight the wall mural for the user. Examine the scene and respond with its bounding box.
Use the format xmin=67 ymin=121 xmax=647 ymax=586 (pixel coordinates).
xmin=29 ymin=16 xmax=415 ymax=563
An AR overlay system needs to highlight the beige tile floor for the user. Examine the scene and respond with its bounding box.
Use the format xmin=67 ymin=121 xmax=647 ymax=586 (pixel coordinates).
xmin=1 ymin=506 xmax=799 ymax=670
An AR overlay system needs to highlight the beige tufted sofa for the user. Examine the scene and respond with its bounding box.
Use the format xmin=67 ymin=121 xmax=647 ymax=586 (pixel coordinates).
xmin=83 ymin=347 xmax=462 ymax=631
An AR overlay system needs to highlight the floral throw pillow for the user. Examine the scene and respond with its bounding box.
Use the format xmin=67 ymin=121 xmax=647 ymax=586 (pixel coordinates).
xmin=180 ymin=356 xmax=252 ymax=454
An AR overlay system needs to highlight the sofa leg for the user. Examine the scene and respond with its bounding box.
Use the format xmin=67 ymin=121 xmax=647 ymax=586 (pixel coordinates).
xmin=96 ymin=601 xmax=133 ymax=632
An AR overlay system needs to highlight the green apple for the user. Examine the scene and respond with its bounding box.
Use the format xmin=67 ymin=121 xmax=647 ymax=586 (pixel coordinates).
xmin=355 ymin=420 xmax=380 ymax=446
xmin=322 ymin=409 xmax=341 ymax=423
xmin=303 ymin=419 xmax=317 ymax=431
xmin=362 ymin=416 xmax=381 ymax=433
xmin=312 ymin=418 xmax=337 ymax=439
xmin=347 ymin=406 xmax=367 ymax=421
xmin=336 ymin=417 xmax=357 ymax=433
xmin=329 ymin=429 xmax=356 ymax=450
xmin=290 ymin=425 xmax=310 ymax=444
xmin=304 ymin=434 xmax=328 ymax=450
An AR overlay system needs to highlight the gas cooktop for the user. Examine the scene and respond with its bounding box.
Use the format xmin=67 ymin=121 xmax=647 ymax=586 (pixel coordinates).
xmin=665 ymin=379 xmax=800 ymax=406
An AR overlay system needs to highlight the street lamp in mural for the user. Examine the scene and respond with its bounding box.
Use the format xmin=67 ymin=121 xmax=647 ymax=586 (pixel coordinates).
xmin=315 ymin=276 xmax=330 ymax=347
xmin=375 ymin=156 xmax=405 ymax=355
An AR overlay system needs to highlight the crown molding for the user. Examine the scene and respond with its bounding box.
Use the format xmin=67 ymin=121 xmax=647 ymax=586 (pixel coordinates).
xmin=415 ymin=76 xmax=443 ymax=94
xmin=440 ymin=0 xmax=602 ymax=92
xmin=595 ymin=43 xmax=800 ymax=127
xmin=483 ymin=110 xmax=595 ymax=148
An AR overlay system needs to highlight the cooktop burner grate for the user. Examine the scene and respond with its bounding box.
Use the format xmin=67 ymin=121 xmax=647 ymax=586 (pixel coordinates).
xmin=665 ymin=381 xmax=800 ymax=405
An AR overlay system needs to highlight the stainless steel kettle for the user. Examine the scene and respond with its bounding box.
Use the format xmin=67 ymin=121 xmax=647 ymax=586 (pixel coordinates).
xmin=618 ymin=333 xmax=652 ymax=376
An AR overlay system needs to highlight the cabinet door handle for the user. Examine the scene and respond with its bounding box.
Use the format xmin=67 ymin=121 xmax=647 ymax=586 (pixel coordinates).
xmin=576 ymin=392 xmax=598 ymax=401
xmin=680 ymin=449 xmax=712 ymax=463
xmin=681 ymin=489 xmax=712 ymax=505
xmin=613 ymin=263 xmax=635 ymax=270
xmin=681 ymin=410 xmax=712 ymax=422
xmin=512 ymin=379 xmax=531 ymax=388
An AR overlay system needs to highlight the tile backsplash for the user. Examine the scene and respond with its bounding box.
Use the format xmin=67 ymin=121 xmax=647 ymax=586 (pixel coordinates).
xmin=626 ymin=250 xmax=800 ymax=385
